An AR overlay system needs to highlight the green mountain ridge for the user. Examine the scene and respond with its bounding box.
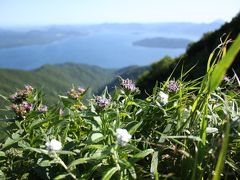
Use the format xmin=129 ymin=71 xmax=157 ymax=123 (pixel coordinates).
xmin=0 ymin=63 xmax=146 ymax=106
xmin=0 ymin=63 xmax=116 ymax=104
xmin=137 ymin=12 xmax=240 ymax=94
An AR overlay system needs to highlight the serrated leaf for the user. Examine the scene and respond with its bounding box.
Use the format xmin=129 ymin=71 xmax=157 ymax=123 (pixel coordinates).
xmin=102 ymin=167 xmax=118 ymax=180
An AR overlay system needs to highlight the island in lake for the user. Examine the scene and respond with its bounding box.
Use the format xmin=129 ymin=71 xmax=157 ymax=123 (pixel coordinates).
xmin=133 ymin=37 xmax=192 ymax=49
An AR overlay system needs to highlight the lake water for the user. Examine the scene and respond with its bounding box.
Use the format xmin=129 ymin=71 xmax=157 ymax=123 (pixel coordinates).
xmin=0 ymin=31 xmax=198 ymax=70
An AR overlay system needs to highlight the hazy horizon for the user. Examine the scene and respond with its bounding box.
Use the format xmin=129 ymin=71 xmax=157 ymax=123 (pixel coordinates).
xmin=0 ymin=0 xmax=239 ymax=27
xmin=0 ymin=20 xmax=226 ymax=30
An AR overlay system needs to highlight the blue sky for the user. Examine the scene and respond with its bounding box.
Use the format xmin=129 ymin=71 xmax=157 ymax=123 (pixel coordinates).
xmin=0 ymin=0 xmax=239 ymax=26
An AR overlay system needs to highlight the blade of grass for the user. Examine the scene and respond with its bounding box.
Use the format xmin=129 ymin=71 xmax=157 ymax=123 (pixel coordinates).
xmin=208 ymin=34 xmax=240 ymax=93
xmin=212 ymin=117 xmax=230 ymax=180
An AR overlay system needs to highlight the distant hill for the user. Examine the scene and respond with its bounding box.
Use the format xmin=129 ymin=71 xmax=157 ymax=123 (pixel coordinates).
xmin=133 ymin=37 xmax=192 ymax=49
xmin=0 ymin=21 xmax=223 ymax=49
xmin=0 ymin=63 xmax=115 ymax=104
xmin=0 ymin=63 xmax=147 ymax=105
xmin=137 ymin=13 xmax=240 ymax=95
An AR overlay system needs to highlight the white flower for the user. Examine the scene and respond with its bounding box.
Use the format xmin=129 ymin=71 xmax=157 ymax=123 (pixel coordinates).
xmin=45 ymin=139 xmax=62 ymax=151
xmin=116 ymin=128 xmax=132 ymax=146
xmin=206 ymin=127 xmax=218 ymax=134
xmin=158 ymin=91 xmax=169 ymax=105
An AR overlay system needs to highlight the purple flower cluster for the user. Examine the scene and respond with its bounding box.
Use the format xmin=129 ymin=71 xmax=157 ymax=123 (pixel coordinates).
xmin=166 ymin=80 xmax=179 ymax=93
xmin=38 ymin=105 xmax=48 ymax=113
xmin=67 ymin=87 xmax=86 ymax=99
xmin=9 ymin=84 xmax=34 ymax=103
xmin=95 ymin=96 xmax=111 ymax=108
xmin=10 ymin=85 xmax=34 ymax=119
xmin=223 ymin=76 xmax=230 ymax=83
xmin=11 ymin=101 xmax=33 ymax=119
xmin=120 ymin=78 xmax=139 ymax=93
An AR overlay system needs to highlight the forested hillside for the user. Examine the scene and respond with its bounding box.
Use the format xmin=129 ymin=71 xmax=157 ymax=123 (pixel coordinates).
xmin=137 ymin=13 xmax=240 ymax=94
xmin=0 ymin=63 xmax=115 ymax=103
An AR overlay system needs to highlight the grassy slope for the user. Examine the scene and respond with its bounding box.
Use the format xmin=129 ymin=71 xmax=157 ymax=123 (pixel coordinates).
xmin=137 ymin=13 xmax=240 ymax=94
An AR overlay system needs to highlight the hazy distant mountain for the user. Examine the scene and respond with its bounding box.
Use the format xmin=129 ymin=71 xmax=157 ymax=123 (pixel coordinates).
xmin=0 ymin=21 xmax=223 ymax=49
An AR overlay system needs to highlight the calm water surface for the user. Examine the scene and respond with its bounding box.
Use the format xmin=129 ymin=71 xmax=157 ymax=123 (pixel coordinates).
xmin=0 ymin=31 xmax=197 ymax=69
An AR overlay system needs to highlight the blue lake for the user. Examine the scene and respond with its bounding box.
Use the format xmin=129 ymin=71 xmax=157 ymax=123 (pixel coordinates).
xmin=0 ymin=31 xmax=198 ymax=70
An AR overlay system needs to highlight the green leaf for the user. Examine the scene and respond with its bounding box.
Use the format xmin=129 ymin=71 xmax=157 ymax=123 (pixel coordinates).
xmin=209 ymin=34 xmax=240 ymax=93
xmin=151 ymin=151 xmax=159 ymax=179
xmin=128 ymin=166 xmax=137 ymax=179
xmin=68 ymin=157 xmax=90 ymax=167
xmin=1 ymin=137 xmax=18 ymax=150
xmin=128 ymin=121 xmax=142 ymax=134
xmin=90 ymin=132 xmax=104 ymax=143
xmin=0 ymin=151 xmax=5 ymax=157
xmin=102 ymin=167 xmax=118 ymax=180
xmin=38 ymin=160 xmax=53 ymax=167
xmin=131 ymin=149 xmax=154 ymax=162
xmin=93 ymin=116 xmax=102 ymax=128
xmin=29 ymin=118 xmax=49 ymax=131
xmin=0 ymin=170 xmax=5 ymax=178
xmin=18 ymin=142 xmax=48 ymax=155
xmin=0 ymin=94 xmax=8 ymax=101
xmin=127 ymin=101 xmax=138 ymax=107
xmin=59 ymin=95 xmax=75 ymax=107
xmin=119 ymin=159 xmax=136 ymax=179
xmin=212 ymin=118 xmax=230 ymax=180
xmin=54 ymin=174 xmax=70 ymax=180
xmin=68 ymin=155 xmax=105 ymax=168
xmin=56 ymin=150 xmax=76 ymax=155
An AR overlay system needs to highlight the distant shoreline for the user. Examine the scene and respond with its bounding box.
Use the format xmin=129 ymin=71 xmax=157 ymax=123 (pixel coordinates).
xmin=0 ymin=32 xmax=87 ymax=49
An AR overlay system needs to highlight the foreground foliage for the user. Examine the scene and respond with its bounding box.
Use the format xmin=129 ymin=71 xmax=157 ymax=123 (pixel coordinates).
xmin=0 ymin=35 xmax=240 ymax=180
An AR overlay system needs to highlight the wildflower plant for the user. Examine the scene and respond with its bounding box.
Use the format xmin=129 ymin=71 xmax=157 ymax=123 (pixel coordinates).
xmin=0 ymin=34 xmax=240 ymax=179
